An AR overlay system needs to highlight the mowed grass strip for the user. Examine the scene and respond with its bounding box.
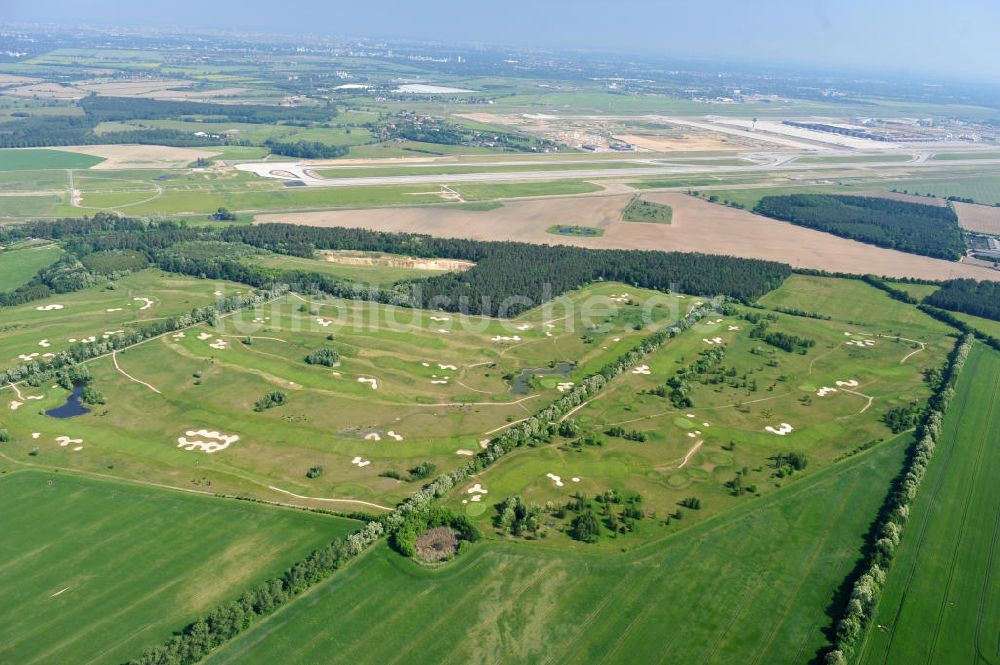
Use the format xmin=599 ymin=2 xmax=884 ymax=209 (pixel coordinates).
xmin=202 ymin=440 xmax=906 ymax=665
xmin=0 ymin=244 xmax=62 ymax=291
xmin=859 ymin=344 xmax=1000 ymax=665
xmin=0 ymin=470 xmax=358 ymax=665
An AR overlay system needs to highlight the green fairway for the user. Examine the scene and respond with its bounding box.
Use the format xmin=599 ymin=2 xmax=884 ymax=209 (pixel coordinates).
xmin=201 ymin=439 xmax=906 ymax=665
xmin=859 ymin=344 xmax=1000 ymax=665
xmin=0 ymin=148 xmax=105 ymax=171
xmin=0 ymin=470 xmax=358 ymax=665
xmin=0 ymin=243 xmax=63 ymax=291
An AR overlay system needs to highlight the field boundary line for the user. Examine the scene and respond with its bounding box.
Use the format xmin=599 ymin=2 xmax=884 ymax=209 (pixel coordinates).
xmin=266 ymin=486 xmax=392 ymax=511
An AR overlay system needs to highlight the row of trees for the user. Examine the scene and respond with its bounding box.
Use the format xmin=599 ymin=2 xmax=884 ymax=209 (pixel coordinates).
xmin=824 ymin=334 xmax=974 ymax=664
xmin=754 ymin=194 xmax=966 ymax=261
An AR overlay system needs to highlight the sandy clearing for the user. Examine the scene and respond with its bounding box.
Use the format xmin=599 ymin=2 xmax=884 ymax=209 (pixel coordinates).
xmin=260 ymin=193 xmax=999 ymax=281
xmin=953 ymin=201 xmax=1000 ymax=235
xmin=58 ymin=145 xmax=222 ymax=170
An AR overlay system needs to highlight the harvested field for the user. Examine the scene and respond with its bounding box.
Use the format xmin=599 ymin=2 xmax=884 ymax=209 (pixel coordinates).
xmin=952 ymin=200 xmax=1000 ymax=235
xmin=5 ymin=82 xmax=85 ymax=100
xmin=0 ymin=74 xmax=41 ymax=87
xmin=59 ymin=144 xmax=222 ymax=169
xmin=259 ymin=193 xmax=1000 ymax=281
xmin=72 ymin=78 xmax=249 ymax=100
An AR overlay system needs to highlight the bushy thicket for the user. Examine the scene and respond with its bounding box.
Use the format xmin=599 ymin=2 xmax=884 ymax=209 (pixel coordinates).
xmin=387 ymin=506 xmax=481 ymax=558
xmin=754 ymin=194 xmax=965 ymax=261
xmin=824 ymin=334 xmax=974 ymax=663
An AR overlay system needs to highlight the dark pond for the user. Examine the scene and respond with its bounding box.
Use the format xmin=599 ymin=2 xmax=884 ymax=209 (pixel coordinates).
xmin=45 ymin=386 xmax=91 ymax=419
xmin=510 ymin=362 xmax=575 ymax=395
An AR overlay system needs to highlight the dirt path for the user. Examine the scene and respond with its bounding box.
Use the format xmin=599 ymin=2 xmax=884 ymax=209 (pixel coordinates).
xmin=877 ymin=334 xmax=926 ymax=364
xmin=266 ymin=486 xmax=392 ymax=511
xmin=112 ymin=350 xmax=161 ymax=394
xmin=677 ymin=440 xmax=703 ymax=469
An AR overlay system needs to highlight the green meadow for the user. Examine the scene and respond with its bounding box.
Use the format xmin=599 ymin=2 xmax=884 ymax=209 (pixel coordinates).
xmin=0 ymin=243 xmax=63 ymax=291
xmin=0 ymin=470 xmax=358 ymax=665
xmin=0 ymin=148 xmax=104 ymax=171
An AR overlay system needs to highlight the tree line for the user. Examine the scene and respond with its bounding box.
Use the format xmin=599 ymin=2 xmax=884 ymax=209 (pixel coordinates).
xmin=754 ymin=194 xmax=966 ymax=261
xmin=925 ymin=278 xmax=1000 ymax=322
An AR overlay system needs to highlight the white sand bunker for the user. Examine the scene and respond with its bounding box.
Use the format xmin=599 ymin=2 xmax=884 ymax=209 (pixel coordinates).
xmin=429 ymin=315 xmax=450 ymax=322
xmin=765 ymin=423 xmax=794 ymax=436
xmin=438 ymin=363 xmax=458 ymax=371
xmin=556 ymin=382 xmax=574 ymax=392
xmin=686 ymin=413 xmax=695 ymax=418
xmin=68 ymin=338 xmax=76 ymax=343
xmin=612 ymin=337 xmax=621 ymax=342
xmin=572 ymin=477 xmax=581 ymax=483
xmin=430 ymin=377 xmax=449 ymax=385
xmin=843 ymin=332 xmax=853 ymax=336
xmin=357 ymin=377 xmax=378 ymax=390
xmin=387 ymin=431 xmax=404 ymax=441
xmin=32 ymin=432 xmax=40 ymax=439
xmin=102 ymin=330 xmax=124 ymax=339
xmin=467 ymin=483 xmax=488 ymax=501
xmin=609 ymin=293 xmax=631 ymax=303
xmin=836 ymin=379 xmax=859 ymax=388
xmin=209 ymin=339 xmax=229 ymax=350
xmin=545 ymin=331 xmax=553 ymax=337
xmin=479 ymin=438 xmax=490 ymax=449
xmin=172 ymin=332 xmax=185 ymax=339
xmin=106 ymin=308 xmax=122 ymax=313
xmin=56 ymin=436 xmax=83 ymax=447
xmin=364 ymin=432 xmax=382 ymax=441
xmin=436 ymin=328 xmax=450 ymax=334
xmin=213 ymin=290 xmax=224 ymax=296
xmin=9 ymin=401 xmax=23 ymax=410
xmin=18 ymin=353 xmax=39 ymax=361
xmin=546 ymin=472 xmax=564 ymax=487
xmin=36 ymin=304 xmax=64 ymax=311
xmin=703 ymin=337 xmax=724 ymax=345
xmin=632 ymin=364 xmax=651 ymax=375
xmin=315 ymin=317 xmax=333 ymax=327
xmin=197 ymin=332 xmax=213 ymax=341
xmin=421 ymin=362 xmax=430 ymax=367
xmin=80 ymin=336 xmax=97 ymax=344
xmin=177 ymin=429 xmax=239 ymax=453
xmin=491 ymin=335 xmax=521 ymax=343
xmin=25 ymin=395 xmax=43 ymax=401
xmin=516 ymin=323 xmax=532 ymax=331
xmin=456 ymin=449 xmax=474 ymax=456
xmin=816 ymin=387 xmax=839 ymax=397
xmin=134 ymin=297 xmax=154 ymax=310
xmin=351 ymin=456 xmax=371 ymax=467
xmin=728 ymin=325 xmax=741 ymax=331
xmin=847 ymin=339 xmax=876 ymax=348
xmin=38 ymin=339 xmax=50 ymax=348
xmin=687 ymin=432 xmax=697 ymax=438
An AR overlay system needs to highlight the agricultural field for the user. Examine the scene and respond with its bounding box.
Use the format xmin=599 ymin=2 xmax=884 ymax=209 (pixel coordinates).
xmin=0 ymin=148 xmax=105 ymax=170
xmin=0 ymin=470 xmax=358 ymax=665
xmin=0 ymin=242 xmax=62 ymax=291
xmin=201 ymin=438 xmax=907 ymax=665
xmin=858 ymin=344 xmax=1000 ymax=665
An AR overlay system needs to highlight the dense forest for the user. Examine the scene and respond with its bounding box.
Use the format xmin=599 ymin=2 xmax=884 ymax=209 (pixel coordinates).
xmin=79 ymin=95 xmax=337 ymax=124
xmin=1 ymin=215 xmax=792 ymax=316
xmin=925 ymin=278 xmax=1000 ymax=321
xmin=753 ymin=194 xmax=966 ymax=261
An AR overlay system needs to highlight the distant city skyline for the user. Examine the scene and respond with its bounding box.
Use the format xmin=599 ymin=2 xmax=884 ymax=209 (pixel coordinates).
xmin=5 ymin=0 xmax=1000 ymax=82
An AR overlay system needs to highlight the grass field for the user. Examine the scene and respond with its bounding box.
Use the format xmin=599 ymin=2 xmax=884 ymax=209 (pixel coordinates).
xmin=313 ymin=161 xmax=642 ymax=180
xmin=0 ymin=148 xmax=105 ymax=171
xmin=621 ymin=195 xmax=672 ymax=223
xmin=858 ymin=343 xmax=1000 ymax=665
xmin=201 ymin=438 xmax=906 ymax=665
xmin=0 ymin=243 xmax=62 ymax=291
xmin=0 ymin=279 xmax=685 ymax=509
xmin=545 ymin=224 xmax=604 ymax=237
xmin=247 ymin=251 xmax=455 ymax=285
xmin=0 ymin=469 xmax=358 ymax=665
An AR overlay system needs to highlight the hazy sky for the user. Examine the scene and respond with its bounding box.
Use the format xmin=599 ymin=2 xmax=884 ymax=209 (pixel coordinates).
xmin=6 ymin=0 xmax=1000 ymax=80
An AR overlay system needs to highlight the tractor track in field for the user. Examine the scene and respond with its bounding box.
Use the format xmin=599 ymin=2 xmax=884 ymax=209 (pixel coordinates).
xmin=874 ymin=349 xmax=981 ymax=664
xmin=922 ymin=374 xmax=998 ymax=664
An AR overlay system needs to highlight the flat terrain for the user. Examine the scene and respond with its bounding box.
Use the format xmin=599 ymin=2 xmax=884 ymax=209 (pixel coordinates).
xmin=0 ymin=243 xmax=62 ymax=291
xmin=953 ymin=200 xmax=1000 ymax=235
xmin=859 ymin=344 xmax=1000 ymax=665
xmin=202 ymin=439 xmax=906 ymax=665
xmin=0 ymin=148 xmax=104 ymax=171
xmin=61 ymin=144 xmax=223 ymax=170
xmin=259 ymin=193 xmax=1000 ymax=281
xmin=0 ymin=470 xmax=357 ymax=665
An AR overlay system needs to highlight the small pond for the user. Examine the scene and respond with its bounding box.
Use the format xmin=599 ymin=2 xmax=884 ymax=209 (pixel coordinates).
xmin=510 ymin=362 xmax=575 ymax=395
xmin=45 ymin=386 xmax=91 ymax=419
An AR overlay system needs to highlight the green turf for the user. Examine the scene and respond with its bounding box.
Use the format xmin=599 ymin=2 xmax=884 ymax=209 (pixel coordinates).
xmin=621 ymin=195 xmax=672 ymax=223
xmin=201 ymin=439 xmax=907 ymax=665
xmin=858 ymin=344 xmax=1000 ymax=664
xmin=545 ymin=224 xmax=604 ymax=237
xmin=930 ymin=151 xmax=1000 ymax=161
xmin=0 ymin=469 xmax=358 ymax=665
xmin=0 ymin=148 xmax=105 ymax=171
xmin=0 ymin=244 xmax=62 ymax=291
